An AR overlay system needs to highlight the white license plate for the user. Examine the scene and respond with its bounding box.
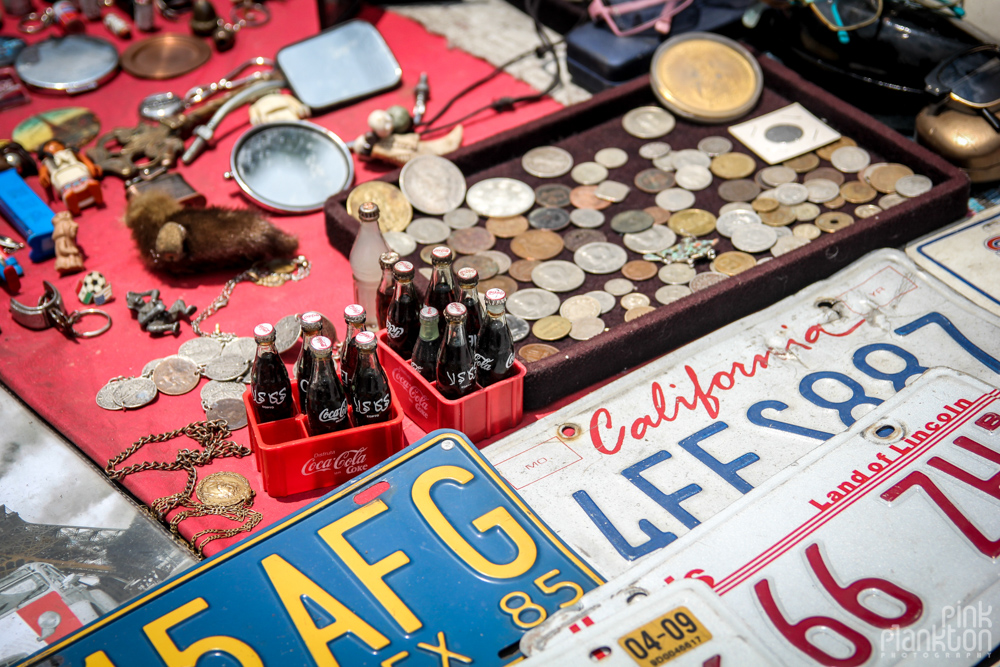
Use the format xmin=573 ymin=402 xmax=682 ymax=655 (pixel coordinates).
xmin=484 ymin=249 xmax=1000 ymax=579
xmin=521 ymin=370 xmax=1000 ymax=665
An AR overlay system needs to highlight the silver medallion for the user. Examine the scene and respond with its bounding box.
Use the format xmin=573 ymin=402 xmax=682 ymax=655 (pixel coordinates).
xmin=383 ymin=231 xmax=418 ymax=256
xmin=223 ymin=337 xmax=258 ymax=364
xmin=623 ymin=226 xmax=677 ymax=254
xmin=522 ymin=146 xmax=574 ymax=178
xmin=399 ymin=154 xmax=467 ymax=215
xmin=570 ymin=162 xmax=609 ymax=186
xmin=805 ymin=178 xmax=840 ymax=203
xmin=585 ymin=290 xmax=616 ymax=314
xmin=689 ymin=271 xmax=729 ymax=292
xmin=760 ymin=165 xmax=797 ymax=187
xmin=603 ymin=278 xmax=635 ymax=296
xmin=775 ymin=182 xmax=809 ymax=206
xmin=658 ymin=262 xmax=696 ymax=285
xmin=716 ymin=210 xmax=762 ymax=238
xmin=573 ymin=242 xmax=628 ymax=274
xmin=117 ymin=377 xmax=158 ymax=409
xmin=559 ymin=295 xmax=602 ymax=321
xmin=443 ymin=207 xmax=479 ymax=229
xmin=406 ymin=217 xmax=451 ymax=244
xmin=638 ymin=142 xmax=671 ymax=159
xmin=274 ymin=315 xmax=301 ymax=353
xmin=569 ymin=316 xmax=605 ymax=341
xmin=830 ymin=146 xmax=871 ymax=174
xmin=531 ymin=260 xmax=586 ymax=293
xmin=506 ymin=289 xmax=561 ymax=320
xmin=594 ymin=180 xmax=630 ymax=203
xmin=206 ymin=397 xmax=248 ymax=430
xmin=178 ymin=337 xmax=223 ymax=365
xmin=204 ymin=356 xmax=249 ymax=382
xmin=96 ymin=379 xmax=125 ymax=410
xmin=731 ymin=224 xmax=778 ymax=253
xmin=621 ymin=292 xmax=650 ymax=310
xmin=466 ymin=178 xmax=535 ymax=218
xmin=674 ymin=165 xmax=713 ymax=191
xmin=506 ymin=313 xmax=530 ymax=342
xmin=669 ymin=149 xmax=711 ymax=170
xmin=570 ymin=208 xmax=605 ymax=229
xmin=697 ymin=136 xmax=732 ymax=156
xmin=201 ymin=380 xmax=248 ymax=409
xmin=655 ymin=284 xmax=692 ymax=304
xmin=654 ymin=188 xmax=696 ymax=212
xmin=594 ymin=147 xmax=628 ymax=169
xmin=894 ymin=174 xmax=932 ymax=198
xmin=622 ymin=106 xmax=676 ymax=139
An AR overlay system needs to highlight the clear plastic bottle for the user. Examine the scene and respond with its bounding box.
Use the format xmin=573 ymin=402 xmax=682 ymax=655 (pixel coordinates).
xmin=349 ymin=202 xmax=390 ymax=330
xmin=340 ymin=304 xmax=367 ymax=392
xmin=456 ymin=267 xmax=484 ymax=351
xmin=305 ymin=336 xmax=351 ymax=436
xmin=294 ymin=311 xmax=324 ymax=415
xmin=476 ymin=288 xmax=516 ymax=387
xmin=376 ymin=251 xmax=400 ymax=330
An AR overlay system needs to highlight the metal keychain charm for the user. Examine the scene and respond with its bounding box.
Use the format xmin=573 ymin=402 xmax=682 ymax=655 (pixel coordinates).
xmin=10 ymin=280 xmax=111 ymax=338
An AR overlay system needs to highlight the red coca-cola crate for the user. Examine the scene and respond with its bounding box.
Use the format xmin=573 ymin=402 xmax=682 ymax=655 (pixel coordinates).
xmin=243 ymin=383 xmax=405 ymax=497
xmin=376 ymin=330 xmax=525 ymax=444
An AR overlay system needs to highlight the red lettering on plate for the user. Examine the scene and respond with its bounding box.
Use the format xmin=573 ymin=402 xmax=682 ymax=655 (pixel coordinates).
xmin=976 ymin=412 xmax=1000 ymax=431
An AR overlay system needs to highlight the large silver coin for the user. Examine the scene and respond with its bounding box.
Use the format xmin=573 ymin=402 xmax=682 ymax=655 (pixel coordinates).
xmin=830 ymin=146 xmax=871 ymax=174
xmin=760 ymin=166 xmax=797 ymax=187
xmin=406 ymin=217 xmax=451 ymax=244
xmin=658 ymin=262 xmax=696 ymax=285
xmin=559 ymin=295 xmax=602 ymax=321
xmin=204 ymin=355 xmax=249 ymax=382
xmin=522 ymin=146 xmax=574 ymax=178
xmin=178 ymin=337 xmax=223 ymax=365
xmin=201 ymin=380 xmax=247 ymax=409
xmin=731 ymin=224 xmax=778 ymax=253
xmin=506 ymin=289 xmax=561 ymax=320
xmin=141 ymin=358 xmax=164 ymax=377
xmin=894 ymin=174 xmax=932 ymax=198
xmin=574 ymin=242 xmax=628 ymax=274
xmin=639 ymin=142 xmax=671 ymax=159
xmin=669 ymin=149 xmax=712 ymax=170
xmin=506 ymin=313 xmax=530 ymax=342
xmin=623 ymin=226 xmax=676 ymax=254
xmin=689 ymin=271 xmax=729 ymax=292
xmin=570 ymin=162 xmax=608 ymax=186
xmin=223 ymin=337 xmax=258 ymax=363
xmin=622 ymin=106 xmax=676 ymax=138
xmin=476 ymin=250 xmax=511 ymax=274
xmin=720 ymin=201 xmax=755 ymax=214
xmin=585 ymin=290 xmax=616 ymax=313
xmin=569 ymin=317 xmax=605 ymax=341
xmin=654 ymin=188 xmax=696 ymax=212
xmin=206 ymin=397 xmax=248 ymax=430
xmin=655 ymin=284 xmax=692 ymax=304
xmin=531 ymin=260 xmax=585 ymax=293
xmin=466 ymin=178 xmax=535 ymax=218
xmin=594 ymin=147 xmax=628 ymax=169
xmin=805 ymin=178 xmax=840 ymax=203
xmin=152 ymin=355 xmax=200 ymax=395
xmin=443 ymin=207 xmax=479 ymax=229
xmin=399 ymin=154 xmax=467 ymax=215
xmin=383 ymin=231 xmax=417 ymax=256
xmin=96 ymin=379 xmax=125 ymax=410
xmin=775 ymin=182 xmax=809 ymax=206
xmin=675 ymin=165 xmax=712 ymax=191
xmin=274 ymin=315 xmax=301 ymax=353
xmin=716 ymin=209 xmax=762 ymax=238
xmin=117 ymin=377 xmax=157 ymax=409
xmin=570 ymin=208 xmax=605 ymax=229
xmin=528 ymin=207 xmax=571 ymax=231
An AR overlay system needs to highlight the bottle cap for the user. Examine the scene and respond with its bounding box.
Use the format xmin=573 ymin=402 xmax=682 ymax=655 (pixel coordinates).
xmin=444 ymin=302 xmax=467 ymax=321
xmin=253 ymin=323 xmax=275 ymax=342
xmin=344 ymin=304 xmax=366 ymax=323
xmin=419 ymin=305 xmax=439 ymax=321
xmin=392 ymin=261 xmax=414 ymax=279
xmin=310 ymin=335 xmax=333 ymax=357
xmin=484 ymin=288 xmax=507 ymax=305
xmin=358 ymin=202 xmax=380 ymax=222
xmin=300 ymin=311 xmax=323 ymax=332
xmin=456 ymin=267 xmax=479 ymax=288
xmin=355 ymin=330 xmax=377 ymax=350
xmin=379 ymin=251 xmax=400 ymax=269
xmin=430 ymin=246 xmax=454 ymax=265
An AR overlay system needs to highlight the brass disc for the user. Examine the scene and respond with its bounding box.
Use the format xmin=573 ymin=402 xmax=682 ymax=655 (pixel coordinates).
xmin=121 ymin=34 xmax=212 ymax=80
xmin=196 ymin=471 xmax=253 ymax=507
xmin=347 ymin=181 xmax=413 ymax=233
xmin=668 ymin=209 xmax=716 ymax=237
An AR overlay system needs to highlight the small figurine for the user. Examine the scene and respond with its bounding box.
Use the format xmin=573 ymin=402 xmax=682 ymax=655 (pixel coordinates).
xmin=126 ymin=288 xmax=197 ymax=335
xmin=249 ymin=94 xmax=310 ymax=125
xmin=645 ymin=238 xmax=718 ymax=266
xmin=77 ymin=270 xmax=113 ymax=305
xmin=51 ymin=211 xmax=85 ymax=275
xmin=37 ymin=140 xmax=103 ymax=216
xmin=0 ymin=238 xmax=24 ymax=294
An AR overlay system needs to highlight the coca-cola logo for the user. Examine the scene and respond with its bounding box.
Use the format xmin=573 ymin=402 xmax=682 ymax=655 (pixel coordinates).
xmin=301 ymin=447 xmax=368 ymax=476
xmin=391 ymin=367 xmax=430 ymax=417
xmin=319 ymin=402 xmax=348 ymax=423
xmin=386 ymin=321 xmax=405 ymax=339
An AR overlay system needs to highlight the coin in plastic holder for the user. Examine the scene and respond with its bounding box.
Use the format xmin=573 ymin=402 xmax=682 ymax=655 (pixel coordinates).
xmin=227 ymin=121 xmax=354 ymax=213
xmin=15 ymin=35 xmax=119 ymax=94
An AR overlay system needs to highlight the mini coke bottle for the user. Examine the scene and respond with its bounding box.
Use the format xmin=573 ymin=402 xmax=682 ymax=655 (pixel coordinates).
xmin=375 ymin=251 xmax=400 ymax=330
xmin=424 ymin=247 xmax=461 ymax=333
xmin=384 ymin=261 xmax=420 ymax=358
xmin=294 ymin=311 xmax=324 ymax=414
xmin=456 ymin=267 xmax=484 ymax=350
xmin=409 ymin=306 xmax=440 ymax=382
xmin=350 ymin=331 xmax=392 ymax=426
xmin=476 ymin=288 xmax=516 ymax=387
xmin=436 ymin=302 xmax=477 ymax=399
xmin=340 ymin=304 xmax=366 ymax=391
xmin=250 ymin=323 xmax=294 ymax=423
xmin=305 ymin=336 xmax=351 ymax=435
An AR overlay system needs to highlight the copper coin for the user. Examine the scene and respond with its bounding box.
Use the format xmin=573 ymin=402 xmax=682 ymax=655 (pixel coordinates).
xmin=634 ymin=168 xmax=675 ymax=194
xmin=152 ymin=355 xmax=200 ymax=396
xmin=840 ymin=180 xmax=877 ymax=204
xmin=760 ymin=206 xmax=796 ymax=227
xmin=121 ymin=34 xmax=212 ymax=79
xmin=624 ymin=305 xmax=656 ymax=322
xmin=824 ymin=195 xmax=846 ymax=209
xmin=509 ymin=259 xmax=542 ymax=282
xmin=816 ymin=211 xmax=854 ymax=233
xmin=816 ymin=136 xmax=857 ymax=161
xmin=563 ymin=228 xmax=607 ymax=252
xmin=478 ymin=275 xmax=519 ymax=296
xmin=803 ymin=167 xmax=845 ymax=186
xmin=532 ymin=315 xmax=572 ymax=341
xmin=867 ymin=163 xmax=914 ymax=194
xmin=644 ymin=206 xmax=671 ymax=225
xmin=518 ymin=343 xmax=559 ymax=363
xmin=535 ymin=183 xmax=573 ymax=208
xmin=570 ymin=185 xmax=612 ymax=210
xmin=752 ymin=197 xmax=779 ymax=213
xmin=783 ymin=153 xmax=820 ymax=173
xmin=510 ymin=229 xmax=565 ymax=260
xmin=717 ymin=179 xmax=760 ymax=203
xmin=448 ymin=226 xmax=495 ymax=254
xmin=621 ymin=260 xmax=658 ymax=282
xmin=486 ymin=215 xmax=528 ymax=238
xmin=454 ymin=254 xmax=499 ymax=280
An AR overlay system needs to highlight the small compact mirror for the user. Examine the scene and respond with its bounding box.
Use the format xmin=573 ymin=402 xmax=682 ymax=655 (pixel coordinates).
xmin=277 ymin=20 xmax=402 ymax=113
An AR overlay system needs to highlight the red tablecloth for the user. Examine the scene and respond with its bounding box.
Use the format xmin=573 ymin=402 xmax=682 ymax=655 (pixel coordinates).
xmin=0 ymin=0 xmax=567 ymax=556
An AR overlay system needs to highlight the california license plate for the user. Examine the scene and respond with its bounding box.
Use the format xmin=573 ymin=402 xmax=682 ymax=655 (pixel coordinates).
xmin=484 ymin=249 xmax=1000 ymax=579
xmin=24 ymin=430 xmax=603 ymax=667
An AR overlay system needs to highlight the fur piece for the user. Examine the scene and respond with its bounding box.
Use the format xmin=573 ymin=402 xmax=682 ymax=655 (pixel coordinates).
xmin=125 ymin=192 xmax=299 ymax=274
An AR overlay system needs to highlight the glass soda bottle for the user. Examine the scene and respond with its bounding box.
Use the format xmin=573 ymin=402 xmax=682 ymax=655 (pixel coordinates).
xmin=294 ymin=311 xmax=324 ymax=414
xmin=476 ymin=288 xmax=516 ymax=387
xmin=305 ymin=335 xmax=351 ymax=435
xmin=375 ymin=251 xmax=400 ymax=330
xmin=409 ymin=306 xmax=441 ymax=382
xmin=424 ymin=246 xmax=461 ymax=333
xmin=350 ymin=331 xmax=392 ymax=426
xmin=340 ymin=304 xmax=366 ymax=391
xmin=384 ymin=260 xmax=420 ymax=358
xmin=349 ymin=202 xmax=390 ymax=331
xmin=436 ymin=302 xmax=477 ymax=399
xmin=250 ymin=323 xmax=295 ymax=423
xmin=456 ymin=267 xmax=484 ymax=351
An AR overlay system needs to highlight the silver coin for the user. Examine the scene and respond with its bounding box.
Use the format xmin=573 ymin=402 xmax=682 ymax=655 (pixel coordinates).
xmin=621 ymin=292 xmax=650 ymax=310
xmin=603 ymin=278 xmax=634 ymax=296
xmin=894 ymin=174 xmax=932 ymax=198
xmin=793 ymin=223 xmax=822 ymax=240
xmin=142 ymin=358 xmax=163 ymax=377
xmin=507 ymin=313 xmax=530 ymax=342
xmin=655 ymin=284 xmax=692 ymax=304
xmin=585 ymin=290 xmax=616 ymax=313
xmin=719 ymin=201 xmax=754 ymax=214
xmin=623 ymin=226 xmax=677 ymax=253
xmin=569 ymin=317 xmax=605 ymax=341
xmin=274 ymin=315 xmax=301 ymax=353
xmin=399 ymin=154 xmax=467 ymax=215
xmin=406 ymin=217 xmax=451 ymax=244
xmin=793 ymin=203 xmax=821 ymax=221
xmin=775 ymin=182 xmax=809 ymax=206
xmin=669 ymin=149 xmax=712 ymax=170
xmin=731 ymin=224 xmax=778 ymax=253
xmin=716 ymin=210 xmax=762 ymax=238
xmin=563 ymin=228 xmax=608 ymax=252
xmin=690 ymin=271 xmax=728 ymax=291
xmin=570 ymin=162 xmax=609 ymax=186
xmin=879 ymin=193 xmax=907 ymax=209
xmin=675 ymin=165 xmax=713 ymax=191
xmin=152 ymin=355 xmax=200 ymax=395
xmin=855 ymin=204 xmax=882 ymax=218
xmin=178 ymin=337 xmax=223 ymax=365
xmin=506 ymin=288 xmax=561 ymax=320
xmin=771 ymin=235 xmax=811 ymax=257
xmin=760 ymin=166 xmax=797 ymax=187
xmin=117 ymin=377 xmax=158 ymax=409
xmin=639 ymin=142 xmax=671 ymax=159
xmin=528 ymin=207 xmax=571 ymax=231
xmin=570 ymin=208 xmax=605 ymax=229
xmin=595 ymin=180 xmax=630 ymax=203
xmin=466 ymin=178 xmax=535 ymax=218
xmin=223 ymin=337 xmax=258 ymax=364
xmin=531 ymin=260 xmax=586 ymax=292
xmin=830 ymin=146 xmax=871 ymax=174
xmin=658 ymin=262 xmax=696 ymax=285
xmin=204 ymin=356 xmax=249 ymax=382
xmin=476 ymin=250 xmax=511 ymax=274
xmin=805 ymin=179 xmax=840 ymax=203
xmin=622 ymin=106 xmax=676 ymax=139
xmin=383 ymin=231 xmax=417 ymax=256
xmin=522 ymin=146 xmax=574 ymax=178
xmin=774 ymin=226 xmax=792 ymax=238
xmin=654 ymin=188 xmax=696 ymax=212
xmin=96 ymin=379 xmax=125 ymax=410
xmin=652 ymin=154 xmax=675 ymax=171
xmin=697 ymin=136 xmax=732 ymax=156
xmin=443 ymin=207 xmax=480 ymax=229
xmin=574 ymin=242 xmax=628 ymax=274
xmin=595 ymin=147 xmax=628 ymax=169
xmin=418 ymin=267 xmax=433 ymax=281
xmin=559 ymin=295 xmax=602 ymax=321
xmin=201 ymin=380 xmax=247 ymax=409
xmin=206 ymin=397 xmax=248 ymax=430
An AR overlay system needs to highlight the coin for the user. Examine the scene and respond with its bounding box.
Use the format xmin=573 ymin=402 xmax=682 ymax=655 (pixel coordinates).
xmin=595 ymin=180 xmax=630 ymax=203
xmin=804 ymin=167 xmax=845 ymax=185
xmin=710 ymin=152 xmax=756 ymax=179
xmin=406 ymin=217 xmax=451 ymax=244
xmin=570 ymin=208 xmax=606 ymax=228
xmin=771 ymin=235 xmax=811 ymax=257
xmin=522 ymin=146 xmax=574 ymax=178
xmin=653 ymin=188 xmax=694 ymax=213
xmin=804 ymin=178 xmax=840 ymax=203
xmin=831 ymin=146 xmax=871 ymax=173
xmin=274 ymin=315 xmax=301 ymax=353
xmin=574 ymin=242 xmax=628 ymax=274
xmin=622 ymin=106 xmax=676 ymax=138
xmin=509 ymin=259 xmax=542 ymax=282
xmin=760 ymin=166 xmax=797 ymax=187
xmin=760 ymin=206 xmax=795 ymax=227
xmin=639 ymin=142 xmax=671 ymax=159
xmin=486 ymin=215 xmax=528 ymax=238
xmin=96 ymin=379 xmax=125 ymax=410
xmin=201 ymin=380 xmax=246 ymax=409
xmin=825 ymin=195 xmax=846 ymax=209
xmin=867 ymin=163 xmax=913 ymax=194
xmin=655 ymin=284 xmax=692 ymax=304
xmin=531 ymin=260 xmax=585 ymax=292
xmin=420 ymin=244 xmax=452 ymax=264
xmin=535 ymin=184 xmax=573 ymax=208
xmin=570 ymin=317 xmax=605 ymax=341
xmin=713 ymin=251 xmax=756 ymax=276
xmin=717 ymin=179 xmax=760 ymax=202
xmin=570 ymin=161 xmax=609 ymax=185
xmin=652 ymin=154 xmax=674 ymax=171
xmin=621 ymin=260 xmax=658 ymax=281
xmin=454 ymin=254 xmax=499 ymax=280
xmin=675 ymin=165 xmax=713 ymax=191
xmin=783 ymin=153 xmax=819 ymax=173
xmin=443 ymin=207 xmax=479 ymax=229
xmin=399 ymin=154 xmax=467 ymax=215
xmin=347 ymin=181 xmax=414 ymax=233
xmin=449 ymin=226 xmax=496 ymax=254
xmin=668 ymin=209 xmax=716 ymax=237
xmin=518 ymin=343 xmax=560 ymax=363
xmin=196 ymin=470 xmax=252 ymax=506
xmin=879 ymin=193 xmax=907 ymax=209
xmin=532 ymin=315 xmax=572 ymax=341
xmin=466 ymin=178 xmax=535 ymax=217
xmin=206 ymin=396 xmax=248 ymax=430
xmin=658 ymin=262 xmax=696 ymax=284
xmin=476 ymin=250 xmax=511 ymax=275
xmin=560 ymin=295 xmax=602 ymax=321
xmin=383 ymin=231 xmax=417 ymax=256
xmin=611 ymin=210 xmax=655 ymax=234
xmin=604 ymin=278 xmax=635 ymax=295
xmin=732 ymin=224 xmax=777 ymax=253
xmin=815 ymin=211 xmax=854 ymax=233
xmin=570 ymin=185 xmax=612 ymax=210
xmin=623 ymin=226 xmax=676 ymax=254
xmin=479 ymin=275 xmax=519 ymax=296
xmin=752 ymin=197 xmax=779 ymax=212
xmin=793 ymin=203 xmax=820 ymax=221
xmin=621 ymin=292 xmax=650 ymax=310
xmin=854 ymin=204 xmax=882 ymax=218
xmin=716 ymin=209 xmax=761 ymax=238
xmin=507 ymin=288 xmax=561 ymax=320
xmin=697 ymin=136 xmax=732 ymax=156
xmin=507 ymin=314 xmax=530 ymax=342
xmin=689 ymin=272 xmax=728 ymax=292
xmin=117 ymin=376 xmax=158 ymax=409
xmin=775 ymin=182 xmax=809 ymax=206
xmin=223 ymin=337 xmax=257 ymax=364
xmin=793 ymin=223 xmax=821 ymax=240
xmin=624 ymin=306 xmax=656 ymax=322
xmin=644 ymin=206 xmax=671 ymax=225
xmin=595 ymin=147 xmax=628 ymax=169
xmin=634 ymin=168 xmax=674 ymax=193
xmin=719 ymin=201 xmax=754 ymax=215
xmin=152 ymin=355 xmax=200 ymax=395
xmin=673 ymin=149 xmax=714 ymax=171
xmin=895 ymin=174 xmax=932 ymax=198
xmin=510 ymin=229 xmax=564 ymax=260
xmin=586 ymin=290 xmax=616 ymax=313
xmin=839 ymin=180 xmax=876 ymax=204
xmin=816 ymin=136 xmax=857 ymax=161
xmin=563 ymin=228 xmax=607 ymax=252
xmin=773 ymin=227 xmax=792 ymax=239
xmin=529 ymin=207 xmax=571 ymax=231
xmin=179 ymin=337 xmax=222 ymax=365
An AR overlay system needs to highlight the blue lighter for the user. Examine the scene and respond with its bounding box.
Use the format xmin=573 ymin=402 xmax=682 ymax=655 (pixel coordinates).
xmin=0 ymin=168 xmax=55 ymax=262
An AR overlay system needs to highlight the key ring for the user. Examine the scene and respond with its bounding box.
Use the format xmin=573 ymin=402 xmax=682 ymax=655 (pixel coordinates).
xmin=9 ymin=281 xmax=112 ymax=338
